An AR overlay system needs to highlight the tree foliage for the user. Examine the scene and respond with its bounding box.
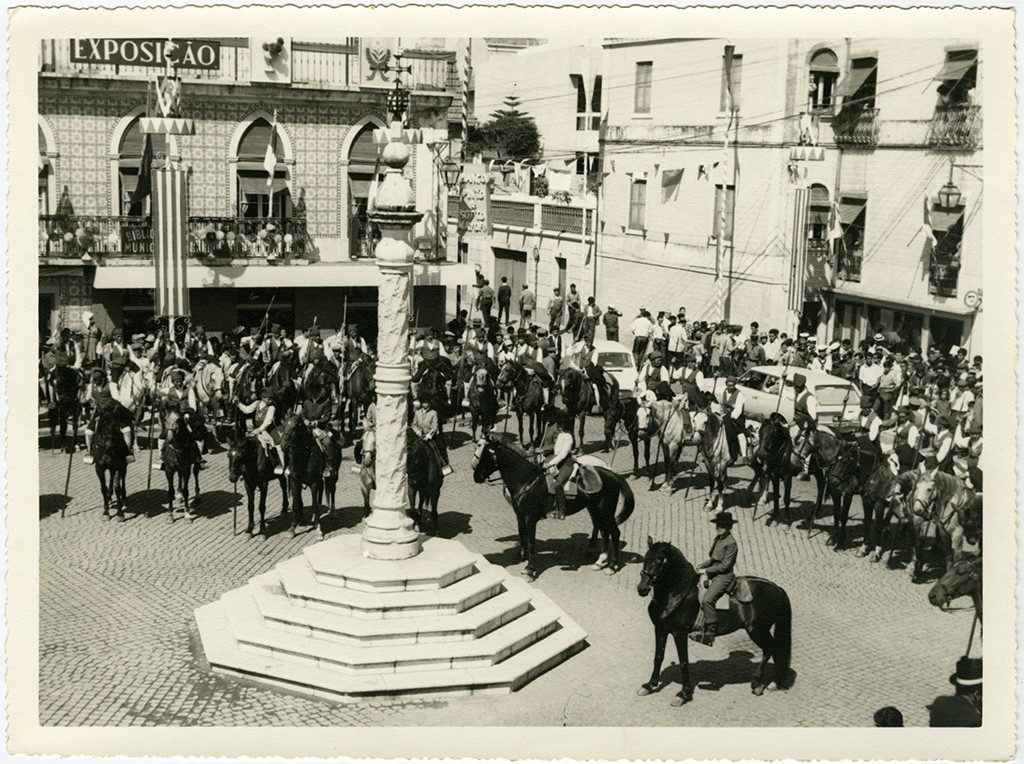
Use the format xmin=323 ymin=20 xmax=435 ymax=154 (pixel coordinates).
xmin=464 ymin=94 xmax=541 ymax=162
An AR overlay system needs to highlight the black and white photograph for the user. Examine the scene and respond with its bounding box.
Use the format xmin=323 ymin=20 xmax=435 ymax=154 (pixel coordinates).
xmin=6 ymin=5 xmax=1017 ymax=761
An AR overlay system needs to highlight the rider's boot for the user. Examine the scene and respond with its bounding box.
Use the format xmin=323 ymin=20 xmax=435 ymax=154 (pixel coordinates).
xmin=698 ymin=621 xmax=718 ymax=647
xmin=83 ymin=430 xmax=95 ymax=464
xmin=548 ymin=486 xmax=566 ymax=521
xmin=274 ymin=446 xmax=286 ymax=476
xmin=738 ymin=433 xmax=748 ymax=466
xmin=153 ymin=438 xmax=165 ymax=470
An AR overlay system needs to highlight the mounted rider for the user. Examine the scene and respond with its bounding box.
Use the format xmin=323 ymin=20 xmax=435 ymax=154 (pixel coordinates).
xmin=237 ymin=387 xmax=287 ymax=475
xmin=890 ymin=405 xmax=922 ymax=473
xmin=544 ymin=412 xmax=575 ymax=521
xmin=691 ymin=510 xmax=739 ymax=647
xmin=792 ymin=372 xmax=818 ymax=479
xmin=82 ymin=372 xmax=135 ymax=465
xmin=721 ymin=376 xmax=748 ymax=465
xmin=154 ymin=366 xmax=208 ymax=470
xmin=412 ymin=397 xmax=453 ymax=476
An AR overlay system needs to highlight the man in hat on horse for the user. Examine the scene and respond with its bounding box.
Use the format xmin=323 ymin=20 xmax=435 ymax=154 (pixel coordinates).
xmin=721 ymin=376 xmax=748 ymax=465
xmin=82 ymin=386 xmax=135 ymax=465
xmin=691 ymin=511 xmax=739 ymax=646
xmin=543 ymin=412 xmax=576 ymax=521
xmin=412 ymin=396 xmax=453 ymax=476
xmin=792 ymin=372 xmax=819 ymax=479
xmin=154 ymin=367 xmax=208 ymax=470
xmin=237 ymin=387 xmax=287 ymax=475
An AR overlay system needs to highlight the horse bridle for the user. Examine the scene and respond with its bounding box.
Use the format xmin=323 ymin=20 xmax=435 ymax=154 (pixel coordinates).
xmin=936 ymin=558 xmax=981 ymax=611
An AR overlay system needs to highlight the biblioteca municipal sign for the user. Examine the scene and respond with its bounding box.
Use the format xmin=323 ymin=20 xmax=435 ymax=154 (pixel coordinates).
xmin=69 ymin=38 xmax=221 ymax=69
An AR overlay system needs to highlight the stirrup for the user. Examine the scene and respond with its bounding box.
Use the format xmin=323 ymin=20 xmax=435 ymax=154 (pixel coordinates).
xmin=274 ymin=466 xmax=285 ymax=476
xmin=125 ymin=454 xmax=135 ymax=464
xmin=82 ymin=455 xmax=94 ymax=465
xmin=441 ymin=464 xmax=454 ymax=476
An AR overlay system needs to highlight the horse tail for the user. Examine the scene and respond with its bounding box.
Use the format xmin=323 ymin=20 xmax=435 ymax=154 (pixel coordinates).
xmin=610 ymin=470 xmax=635 ymax=525
xmin=772 ymin=586 xmax=793 ymax=684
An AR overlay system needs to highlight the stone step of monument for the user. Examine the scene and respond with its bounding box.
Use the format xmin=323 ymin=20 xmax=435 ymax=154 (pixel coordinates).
xmin=302 ymin=535 xmax=479 ymax=593
xmin=195 ymin=598 xmax=588 ymax=700
xmin=274 ymin=556 xmax=505 ymax=620
xmin=221 ymin=586 xmax=564 ymax=675
xmin=252 ymin=574 xmax=536 ymax=646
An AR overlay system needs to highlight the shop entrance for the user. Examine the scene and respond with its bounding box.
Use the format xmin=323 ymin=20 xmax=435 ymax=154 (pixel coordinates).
xmin=929 ymin=315 xmax=964 ymax=353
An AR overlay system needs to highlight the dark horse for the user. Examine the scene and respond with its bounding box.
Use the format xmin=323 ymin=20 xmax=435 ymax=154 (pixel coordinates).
xmin=497 ymin=360 xmax=546 ymax=448
xmin=637 ymin=538 xmax=793 ymax=704
xmin=413 ymin=357 xmax=454 ymax=422
xmin=343 ymin=351 xmax=375 ymax=433
xmin=227 ymin=435 xmax=289 ymax=538
xmin=928 ymin=555 xmax=982 ymax=622
xmin=161 ymin=409 xmax=202 ymax=521
xmin=858 ymin=466 xmax=919 ymax=564
xmin=558 ymin=367 xmax=594 ymax=447
xmin=92 ymin=400 xmax=131 ymax=521
xmin=472 ymin=435 xmax=635 ymax=580
xmin=826 ymin=435 xmax=884 ymax=550
xmin=747 ymin=413 xmax=797 ymax=526
xmin=468 ymin=365 xmax=500 ymax=439
xmin=408 ymin=431 xmax=444 ymax=534
xmin=603 ymin=396 xmax=654 ymax=476
xmin=48 ymin=365 xmax=84 ymax=452
xmin=795 ymin=427 xmax=849 ymax=535
xmin=280 ymin=414 xmax=328 ymax=539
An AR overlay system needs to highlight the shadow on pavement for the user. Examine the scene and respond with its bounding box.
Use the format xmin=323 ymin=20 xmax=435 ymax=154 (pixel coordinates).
xmin=435 ymin=510 xmax=472 ymax=539
xmin=125 ymin=488 xmax=173 ymax=518
xmin=40 ymin=493 xmax=71 ymax=520
xmin=190 ymin=489 xmax=236 ymax=519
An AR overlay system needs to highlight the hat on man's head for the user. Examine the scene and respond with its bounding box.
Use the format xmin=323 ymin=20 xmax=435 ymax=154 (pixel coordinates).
xmin=937 ymin=414 xmax=954 ymax=430
xmin=873 ymin=333 xmax=885 ymax=343
xmin=860 ymin=395 xmax=874 ymax=409
xmin=798 ymin=332 xmax=810 ymax=340
xmin=472 ymin=318 xmax=483 ymax=328
xmin=792 ymin=373 xmax=807 ymax=387
xmin=443 ymin=330 xmax=455 ymax=339
xmin=829 ymin=341 xmax=840 ymax=352
xmin=233 ymin=326 xmax=246 ymax=337
xmin=711 ymin=511 xmax=735 ymax=528
xmin=169 ymin=368 xmax=186 ymax=382
xmin=726 ymin=376 xmax=737 ymax=385
xmin=949 ymin=656 xmax=982 ymax=690
xmin=271 ymin=323 xmax=282 ymax=333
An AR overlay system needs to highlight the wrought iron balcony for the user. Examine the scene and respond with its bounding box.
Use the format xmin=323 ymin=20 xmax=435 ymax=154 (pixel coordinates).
xmin=836 ymin=247 xmax=863 ymax=283
xmin=832 ymin=107 xmax=880 ymax=147
xmin=39 ymin=214 xmax=310 ymax=261
xmin=928 ymin=256 xmax=960 ymax=298
xmin=927 ymin=104 xmax=982 ymax=150
xmin=489 ymin=196 xmax=595 ymax=238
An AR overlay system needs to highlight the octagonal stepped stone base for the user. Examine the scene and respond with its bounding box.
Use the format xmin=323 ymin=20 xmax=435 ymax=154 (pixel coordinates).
xmin=195 ymin=535 xmax=587 ymax=700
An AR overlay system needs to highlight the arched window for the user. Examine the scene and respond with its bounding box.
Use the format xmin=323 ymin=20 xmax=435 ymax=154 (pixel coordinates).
xmin=808 ymin=49 xmax=840 ymax=112
xmin=807 ymin=183 xmax=831 ymax=245
xmin=236 ymin=118 xmax=290 ymax=220
xmin=347 ymin=123 xmax=381 ymax=259
xmin=118 ymin=117 xmax=167 ymax=216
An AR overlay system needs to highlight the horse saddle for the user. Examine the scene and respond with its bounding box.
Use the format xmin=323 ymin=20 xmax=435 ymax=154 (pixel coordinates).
xmin=566 ymin=454 xmax=606 ymax=497
xmin=703 ymin=574 xmax=755 ymax=610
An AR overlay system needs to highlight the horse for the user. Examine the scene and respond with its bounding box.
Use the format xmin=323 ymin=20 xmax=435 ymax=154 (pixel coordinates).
xmin=227 ymin=435 xmax=289 ymax=538
xmin=161 ymin=409 xmax=203 ymax=521
xmin=47 ymin=365 xmax=84 ymax=452
xmin=193 ymin=361 xmax=226 ymax=438
xmin=497 ymin=360 xmax=546 ymax=448
xmin=690 ymin=399 xmax=732 ymax=512
xmin=266 ymin=357 xmax=298 ymax=419
xmin=908 ymin=468 xmax=980 ymax=582
xmin=747 ymin=413 xmax=797 ymax=526
xmin=412 ymin=357 xmax=454 ymax=422
xmin=92 ymin=401 xmax=131 ymax=521
xmin=794 ymin=427 xmax=851 ymax=534
xmin=279 ymin=414 xmax=328 ymax=539
xmin=928 ymin=555 xmax=982 ymax=622
xmin=342 ymin=351 xmax=375 ymax=433
xmin=603 ymin=396 xmax=653 ymax=476
xmin=468 ymin=365 xmax=499 ymax=439
xmin=558 ymin=366 xmax=594 ymax=447
xmin=231 ymin=361 xmax=261 ymax=436
xmin=644 ymin=398 xmax=692 ymax=493
xmin=858 ymin=466 xmax=919 ymax=563
xmin=408 ymin=431 xmax=445 ymax=534
xmin=637 ymin=538 xmax=793 ymax=703
xmin=472 ymin=435 xmax=635 ymax=580
xmin=826 ymin=436 xmax=884 ymax=550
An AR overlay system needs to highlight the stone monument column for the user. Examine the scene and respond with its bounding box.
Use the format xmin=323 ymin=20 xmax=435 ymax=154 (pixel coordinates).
xmin=361 ymin=126 xmax=424 ymax=561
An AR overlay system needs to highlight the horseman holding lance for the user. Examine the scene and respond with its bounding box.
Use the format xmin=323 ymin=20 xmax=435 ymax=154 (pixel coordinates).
xmin=237 ymin=387 xmax=287 ymax=475
xmin=83 ymin=369 xmax=135 ymax=464
xmin=891 ymin=405 xmax=922 ymax=473
xmin=154 ymin=367 xmax=208 ymax=470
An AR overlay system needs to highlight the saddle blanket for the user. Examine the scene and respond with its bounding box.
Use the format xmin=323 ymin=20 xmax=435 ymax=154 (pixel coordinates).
xmin=704 ymin=575 xmax=755 ymax=610
xmin=549 ymin=454 xmax=607 ymax=497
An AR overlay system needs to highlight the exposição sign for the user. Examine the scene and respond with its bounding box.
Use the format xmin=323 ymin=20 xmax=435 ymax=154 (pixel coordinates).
xmin=69 ymin=39 xmax=221 ymax=70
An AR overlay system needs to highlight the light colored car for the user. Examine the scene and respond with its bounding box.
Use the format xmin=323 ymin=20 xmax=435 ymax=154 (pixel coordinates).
xmin=592 ymin=339 xmax=638 ymax=398
xmin=702 ymin=366 xmax=862 ymax=427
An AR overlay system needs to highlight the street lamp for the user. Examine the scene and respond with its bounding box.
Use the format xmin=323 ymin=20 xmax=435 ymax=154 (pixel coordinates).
xmin=440 ymin=155 xmax=462 ymax=190
xmin=938 ymin=162 xmax=962 ymax=209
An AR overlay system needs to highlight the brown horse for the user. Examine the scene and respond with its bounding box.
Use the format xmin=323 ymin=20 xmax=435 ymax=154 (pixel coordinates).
xmin=929 ymin=555 xmax=982 ymax=622
xmin=279 ymin=414 xmax=328 ymax=539
xmin=227 ymin=435 xmax=289 ymax=538
xmin=408 ymin=431 xmax=445 ymax=534
xmin=468 ymin=365 xmax=499 ymax=439
xmin=826 ymin=435 xmax=884 ymax=550
xmin=747 ymin=413 xmax=798 ymax=526
xmin=603 ymin=396 xmax=654 ymax=476
xmin=857 ymin=465 xmax=919 ymax=563
xmin=497 ymin=359 xmax=546 ymax=448
xmin=558 ymin=367 xmax=594 ymax=447
xmin=161 ymin=409 xmax=202 ymax=521
xmin=92 ymin=400 xmax=131 ymax=521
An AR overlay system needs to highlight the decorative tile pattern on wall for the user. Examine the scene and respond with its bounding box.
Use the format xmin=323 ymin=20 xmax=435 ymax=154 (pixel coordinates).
xmin=41 ymin=88 xmax=396 ymax=240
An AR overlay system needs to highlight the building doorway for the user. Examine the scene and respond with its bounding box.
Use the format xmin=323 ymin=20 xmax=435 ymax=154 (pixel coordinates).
xmin=930 ymin=315 xmax=964 ymax=354
xmin=347 ymin=124 xmax=382 ymax=259
xmin=492 ymin=248 xmax=528 ymax=303
xmin=556 ymin=256 xmax=567 ymax=296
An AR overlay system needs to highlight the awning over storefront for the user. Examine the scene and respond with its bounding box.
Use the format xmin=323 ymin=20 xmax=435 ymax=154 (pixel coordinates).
xmin=834 ymin=58 xmax=877 ymax=98
xmin=838 ymin=196 xmax=867 ymax=224
xmin=92 ymin=261 xmax=477 ymax=290
xmin=933 ymin=49 xmax=978 ymax=82
xmin=930 ymin=205 xmax=965 ymax=232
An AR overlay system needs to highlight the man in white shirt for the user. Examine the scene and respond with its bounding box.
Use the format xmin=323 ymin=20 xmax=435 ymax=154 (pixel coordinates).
xmin=668 ymin=317 xmax=688 ymax=366
xmin=858 ymin=354 xmax=882 ymax=402
xmin=721 ymin=376 xmax=748 ymax=463
xmin=762 ymin=329 xmax=782 ymax=364
xmin=630 ymin=309 xmax=654 ymax=367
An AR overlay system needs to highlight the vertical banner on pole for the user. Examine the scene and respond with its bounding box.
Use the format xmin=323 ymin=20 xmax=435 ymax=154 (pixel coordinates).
xmin=153 ymin=167 xmax=190 ymax=317
xmin=788 ymin=186 xmax=809 ymax=317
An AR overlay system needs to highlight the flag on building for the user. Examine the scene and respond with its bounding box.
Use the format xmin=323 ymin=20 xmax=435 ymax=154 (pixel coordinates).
xmin=153 ymin=168 xmax=190 ymax=317
xmin=827 ymin=199 xmax=843 ymax=241
xmin=264 ymin=111 xmax=279 ymax=187
xmin=661 ymin=169 xmax=684 ymax=202
xmin=923 ymin=196 xmax=938 ymax=247
xmin=788 ymin=186 xmax=810 ymax=313
xmin=129 ymin=134 xmax=154 ymax=210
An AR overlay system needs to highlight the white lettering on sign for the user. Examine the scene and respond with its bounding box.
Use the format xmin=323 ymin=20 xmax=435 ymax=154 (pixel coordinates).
xmin=69 ymin=39 xmax=221 ymax=70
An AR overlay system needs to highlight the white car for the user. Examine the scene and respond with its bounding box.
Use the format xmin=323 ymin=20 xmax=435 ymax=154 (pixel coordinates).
xmin=703 ymin=366 xmax=862 ymax=427
xmin=592 ymin=340 xmax=638 ymax=398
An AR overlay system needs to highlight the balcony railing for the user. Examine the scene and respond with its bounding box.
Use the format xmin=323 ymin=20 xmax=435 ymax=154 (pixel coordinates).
xmin=927 ymin=104 xmax=982 ymax=150
xmin=832 ymin=107 xmax=880 ymax=147
xmin=929 ymin=256 xmax=960 ymax=298
xmin=489 ymin=196 xmax=594 ymax=237
xmin=39 ymin=214 xmax=310 ymax=261
xmin=836 ymin=247 xmax=863 ymax=283
xmin=39 ymin=39 xmax=454 ymax=92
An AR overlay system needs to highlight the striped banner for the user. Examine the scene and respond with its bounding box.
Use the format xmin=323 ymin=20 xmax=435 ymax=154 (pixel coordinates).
xmin=788 ymin=186 xmax=809 ymax=313
xmin=152 ymin=168 xmax=190 ymax=317
xmin=461 ymin=39 xmax=471 ymax=162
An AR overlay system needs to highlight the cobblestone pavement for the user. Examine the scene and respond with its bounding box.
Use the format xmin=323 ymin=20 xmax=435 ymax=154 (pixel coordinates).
xmin=38 ymin=413 xmax=974 ymax=727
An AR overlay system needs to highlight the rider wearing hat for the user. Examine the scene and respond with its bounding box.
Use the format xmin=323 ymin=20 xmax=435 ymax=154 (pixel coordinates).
xmin=237 ymin=387 xmax=287 ymax=475
xmin=412 ymin=396 xmax=453 ymax=476
xmin=82 ymin=387 xmax=135 ymax=466
xmin=544 ymin=412 xmax=575 ymax=521
xmin=721 ymin=376 xmax=748 ymax=464
xmin=154 ymin=367 xmax=208 ymax=471
xmin=929 ymin=656 xmax=982 ymax=727
xmin=692 ymin=511 xmax=739 ymax=647
xmin=792 ymin=372 xmax=818 ymax=479
xmin=933 ymin=414 xmax=956 ymax=474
